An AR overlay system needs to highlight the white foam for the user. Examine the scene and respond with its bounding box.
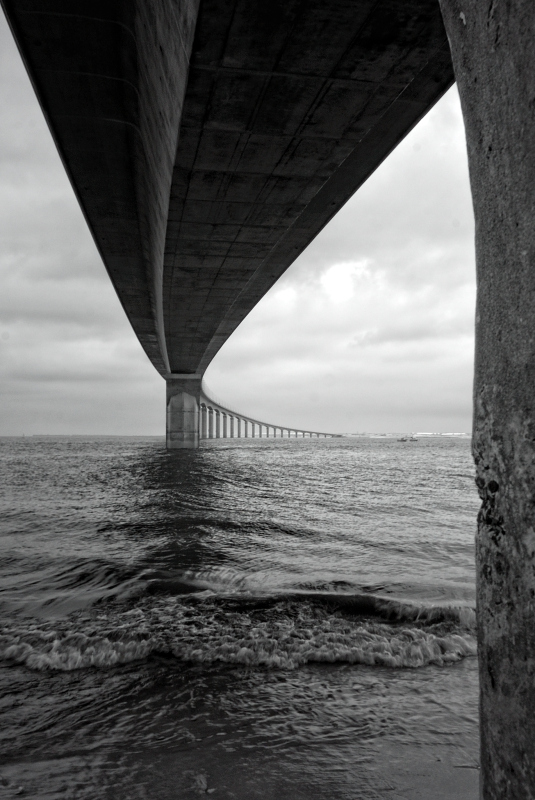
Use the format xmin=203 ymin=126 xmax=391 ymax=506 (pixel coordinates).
xmin=0 ymin=597 xmax=477 ymax=672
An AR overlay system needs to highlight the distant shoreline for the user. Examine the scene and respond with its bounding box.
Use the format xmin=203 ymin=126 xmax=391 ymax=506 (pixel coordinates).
xmin=0 ymin=432 xmax=472 ymax=440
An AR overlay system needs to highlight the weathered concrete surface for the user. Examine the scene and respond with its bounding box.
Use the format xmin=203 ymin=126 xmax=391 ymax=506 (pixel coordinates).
xmin=164 ymin=0 xmax=454 ymax=374
xmin=1 ymin=0 xmax=454 ymax=378
xmin=439 ymin=2 xmax=535 ymax=797
xmin=166 ymin=376 xmax=202 ymax=449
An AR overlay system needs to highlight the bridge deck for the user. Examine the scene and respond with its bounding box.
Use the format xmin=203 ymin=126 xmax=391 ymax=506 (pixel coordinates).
xmin=2 ymin=0 xmax=453 ymax=377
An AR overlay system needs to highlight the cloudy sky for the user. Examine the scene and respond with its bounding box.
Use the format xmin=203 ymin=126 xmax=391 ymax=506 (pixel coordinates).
xmin=0 ymin=11 xmax=476 ymax=436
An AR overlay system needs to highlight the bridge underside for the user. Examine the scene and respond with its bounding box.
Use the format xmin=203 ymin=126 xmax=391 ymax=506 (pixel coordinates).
xmin=2 ymin=0 xmax=454 ymax=385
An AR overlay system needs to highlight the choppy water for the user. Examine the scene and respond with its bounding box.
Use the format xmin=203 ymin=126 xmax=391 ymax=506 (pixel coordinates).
xmin=0 ymin=436 xmax=480 ymax=799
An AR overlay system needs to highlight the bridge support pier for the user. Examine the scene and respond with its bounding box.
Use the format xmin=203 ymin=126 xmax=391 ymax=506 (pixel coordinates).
xmin=440 ymin=1 xmax=535 ymax=797
xmin=166 ymin=376 xmax=202 ymax=449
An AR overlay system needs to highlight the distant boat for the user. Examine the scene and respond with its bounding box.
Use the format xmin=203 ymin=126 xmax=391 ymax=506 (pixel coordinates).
xmin=397 ymin=437 xmax=408 ymax=442
xmin=409 ymin=436 xmax=418 ymax=442
xmin=397 ymin=436 xmax=418 ymax=442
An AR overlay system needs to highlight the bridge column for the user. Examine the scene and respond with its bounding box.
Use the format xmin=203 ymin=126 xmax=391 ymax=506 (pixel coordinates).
xmin=237 ymin=418 xmax=241 ymax=438
xmin=230 ymin=416 xmax=234 ymax=438
xmin=222 ymin=413 xmax=227 ymax=439
xmin=439 ymin=2 xmax=535 ymax=797
xmin=215 ymin=411 xmax=220 ymax=438
xmin=200 ymin=404 xmax=205 ymax=439
xmin=208 ymin=407 xmax=214 ymax=439
xmin=166 ymin=375 xmax=202 ymax=449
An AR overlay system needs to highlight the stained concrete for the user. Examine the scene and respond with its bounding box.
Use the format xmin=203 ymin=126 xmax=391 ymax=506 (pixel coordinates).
xmin=166 ymin=375 xmax=202 ymax=449
xmin=439 ymin=1 xmax=535 ymax=797
xmin=1 ymin=0 xmax=453 ymax=378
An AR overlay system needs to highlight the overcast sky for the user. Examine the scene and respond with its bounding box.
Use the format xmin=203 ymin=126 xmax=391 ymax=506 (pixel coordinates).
xmin=0 ymin=11 xmax=476 ymax=436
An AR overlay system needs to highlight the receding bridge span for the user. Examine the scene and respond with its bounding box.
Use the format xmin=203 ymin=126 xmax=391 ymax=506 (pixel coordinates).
xmin=199 ymin=386 xmax=341 ymax=444
xmin=1 ymin=0 xmax=453 ymax=448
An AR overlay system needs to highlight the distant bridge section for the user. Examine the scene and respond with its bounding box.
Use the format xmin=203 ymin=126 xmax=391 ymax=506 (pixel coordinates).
xmin=1 ymin=0 xmax=454 ymax=447
xmin=199 ymin=387 xmax=341 ymax=443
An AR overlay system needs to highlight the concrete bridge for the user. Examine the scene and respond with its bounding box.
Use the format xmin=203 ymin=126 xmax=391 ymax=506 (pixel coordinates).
xmin=4 ymin=0 xmax=535 ymax=796
xmin=196 ymin=384 xmax=341 ymax=446
xmin=1 ymin=0 xmax=454 ymax=447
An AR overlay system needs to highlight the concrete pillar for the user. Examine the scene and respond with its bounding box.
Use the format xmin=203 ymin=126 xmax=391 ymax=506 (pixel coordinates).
xmin=215 ymin=411 xmax=220 ymax=438
xmin=208 ymin=407 xmax=213 ymax=438
xmin=165 ymin=375 xmax=201 ymax=449
xmin=230 ymin=416 xmax=234 ymax=438
xmin=200 ymin=405 xmax=207 ymax=439
xmin=259 ymin=424 xmax=263 ymax=438
xmin=439 ymin=3 xmax=535 ymax=797
xmin=251 ymin=423 xmax=255 ymax=438
xmin=244 ymin=420 xmax=248 ymax=438
xmin=237 ymin=418 xmax=241 ymax=438
xmin=222 ymin=413 xmax=227 ymax=439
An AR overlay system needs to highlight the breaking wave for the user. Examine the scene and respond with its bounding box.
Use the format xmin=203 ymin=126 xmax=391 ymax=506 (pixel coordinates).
xmin=0 ymin=588 xmax=476 ymax=673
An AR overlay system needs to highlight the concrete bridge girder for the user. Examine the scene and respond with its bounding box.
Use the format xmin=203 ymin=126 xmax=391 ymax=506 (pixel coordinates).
xmin=0 ymin=0 xmax=454 ymax=383
xmin=186 ymin=384 xmax=337 ymax=444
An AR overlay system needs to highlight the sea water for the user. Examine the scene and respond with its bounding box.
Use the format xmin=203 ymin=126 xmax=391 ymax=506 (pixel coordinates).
xmin=0 ymin=436 xmax=480 ymax=799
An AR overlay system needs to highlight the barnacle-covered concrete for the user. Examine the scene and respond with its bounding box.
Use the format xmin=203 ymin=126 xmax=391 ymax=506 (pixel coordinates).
xmin=440 ymin=0 xmax=535 ymax=796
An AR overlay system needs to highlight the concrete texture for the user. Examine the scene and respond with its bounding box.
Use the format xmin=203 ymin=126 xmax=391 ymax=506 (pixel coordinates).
xmin=1 ymin=0 xmax=453 ymax=378
xmin=439 ymin=1 xmax=535 ymax=797
xmin=166 ymin=375 xmax=202 ymax=449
